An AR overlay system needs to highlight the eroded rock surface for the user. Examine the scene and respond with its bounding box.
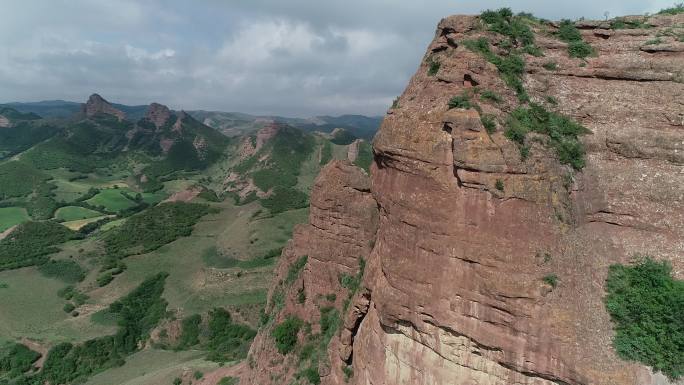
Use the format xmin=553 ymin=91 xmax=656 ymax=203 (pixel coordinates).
xmin=245 ymin=13 xmax=684 ymax=385
xmin=81 ymin=93 xmax=125 ymax=120
xmin=145 ymin=102 xmax=171 ymax=128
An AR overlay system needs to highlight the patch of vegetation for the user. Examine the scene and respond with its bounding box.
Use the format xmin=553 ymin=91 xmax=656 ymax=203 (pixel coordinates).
xmin=330 ymin=129 xmax=357 ymax=146
xmin=105 ymin=202 xmax=211 ymax=258
xmin=480 ymin=114 xmax=497 ymax=134
xmin=29 ymin=273 xmax=169 ymax=385
xmin=260 ymin=186 xmax=308 ymax=214
xmin=480 ymin=8 xmax=535 ymax=47
xmin=495 ymin=179 xmax=504 ymax=191
xmin=0 ymin=343 xmax=41 ymax=378
xmin=556 ymin=20 xmax=596 ymax=58
xmin=658 ymin=2 xmax=684 ymax=15
xmin=427 ymin=57 xmax=441 ymax=76
xmin=218 ymin=377 xmax=239 ymax=385
xmin=543 ymin=274 xmax=558 ymax=288
xmin=644 ymin=37 xmax=663 ymax=45
xmin=286 ymin=256 xmax=308 ymax=285
xmin=504 ymin=103 xmax=590 ymax=169
xmin=320 ymin=140 xmax=333 ymax=165
xmin=37 ymin=259 xmax=85 ymax=283
xmin=542 ymin=62 xmax=558 ymax=71
xmin=605 ymin=257 xmax=684 ymax=379
xmin=272 ymin=316 xmax=303 ymax=355
xmin=240 ymin=126 xmax=315 ymax=192
xmin=480 ymin=90 xmax=503 ymax=104
xmin=205 ymin=308 xmax=256 ymax=362
xmin=462 ymin=38 xmax=528 ymax=101
xmin=610 ymin=17 xmax=651 ymax=29
xmin=202 ymin=246 xmax=280 ymax=269
xmin=0 ymin=161 xmax=50 ymax=199
xmin=176 ymin=314 xmax=202 ymax=350
xmin=545 ymin=96 xmax=558 ymax=105
xmin=354 ymin=141 xmax=373 ymax=173
xmin=0 ymin=221 xmax=76 ymax=271
xmin=448 ymin=91 xmax=477 ymax=110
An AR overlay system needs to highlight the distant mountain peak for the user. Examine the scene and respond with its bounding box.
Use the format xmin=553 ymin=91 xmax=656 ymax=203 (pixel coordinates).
xmin=145 ymin=102 xmax=171 ymax=128
xmin=82 ymin=93 xmax=125 ymax=120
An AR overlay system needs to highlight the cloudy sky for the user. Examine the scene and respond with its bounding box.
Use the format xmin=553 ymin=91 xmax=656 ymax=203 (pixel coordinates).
xmin=0 ymin=0 xmax=674 ymax=116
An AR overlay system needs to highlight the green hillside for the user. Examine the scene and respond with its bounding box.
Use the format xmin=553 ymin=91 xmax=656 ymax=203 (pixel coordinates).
xmin=0 ymin=95 xmax=372 ymax=385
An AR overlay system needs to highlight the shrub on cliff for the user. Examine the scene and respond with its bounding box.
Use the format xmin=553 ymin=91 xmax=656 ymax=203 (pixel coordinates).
xmin=605 ymin=257 xmax=684 ymax=379
xmin=272 ymin=316 xmax=303 ymax=355
xmin=556 ymin=20 xmax=595 ymax=58
xmin=504 ymin=103 xmax=590 ymax=169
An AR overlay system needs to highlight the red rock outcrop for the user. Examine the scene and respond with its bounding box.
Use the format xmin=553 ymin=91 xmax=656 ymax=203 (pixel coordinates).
xmin=145 ymin=102 xmax=171 ymax=128
xmin=81 ymin=93 xmax=126 ymax=120
xmin=245 ymin=12 xmax=683 ymax=385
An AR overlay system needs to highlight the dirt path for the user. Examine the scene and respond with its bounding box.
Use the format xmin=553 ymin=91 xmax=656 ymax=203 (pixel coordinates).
xmin=0 ymin=225 xmax=16 ymax=241
xmin=196 ymin=362 xmax=247 ymax=385
xmin=20 ymin=338 xmax=49 ymax=370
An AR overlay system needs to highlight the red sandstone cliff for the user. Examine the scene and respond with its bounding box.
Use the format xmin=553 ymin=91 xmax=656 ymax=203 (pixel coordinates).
xmin=245 ymin=12 xmax=683 ymax=385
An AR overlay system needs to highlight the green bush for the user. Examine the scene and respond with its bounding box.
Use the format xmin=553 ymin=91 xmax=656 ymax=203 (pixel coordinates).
xmin=0 ymin=343 xmax=41 ymax=378
xmin=556 ymin=20 xmax=595 ymax=58
xmin=480 ymin=115 xmax=497 ymax=134
xmin=504 ymin=103 xmax=590 ymax=169
xmin=427 ymin=57 xmax=441 ymax=76
xmin=177 ymin=314 xmax=202 ymax=349
xmin=299 ymin=366 xmax=321 ymax=384
xmin=63 ymin=303 xmax=76 ymax=313
xmin=38 ymin=259 xmax=85 ymax=283
xmin=605 ymin=257 xmax=684 ymax=379
xmin=543 ymin=274 xmax=558 ymax=288
xmin=448 ymin=92 xmax=476 ymax=109
xmin=542 ymin=62 xmax=558 ymax=71
xmin=353 ymin=141 xmax=373 ymax=173
xmin=568 ymin=40 xmax=595 ymax=58
xmin=320 ymin=140 xmax=333 ymax=165
xmin=658 ymin=3 xmax=684 ymax=15
xmin=557 ymin=19 xmax=582 ymax=42
xmin=205 ymin=308 xmax=256 ymax=362
xmin=462 ymin=38 xmax=528 ymax=101
xmin=286 ymin=256 xmax=308 ymax=285
xmin=97 ymin=272 xmax=114 ymax=287
xmin=272 ymin=316 xmax=303 ymax=355
xmin=480 ymin=90 xmax=503 ymax=103
xmin=495 ymin=179 xmax=504 ymax=191
xmin=480 ymin=8 xmax=535 ymax=47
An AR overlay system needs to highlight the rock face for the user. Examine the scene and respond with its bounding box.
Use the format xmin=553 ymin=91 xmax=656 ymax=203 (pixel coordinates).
xmin=0 ymin=115 xmax=9 ymax=127
xmin=81 ymin=93 xmax=125 ymax=120
xmin=245 ymin=13 xmax=683 ymax=385
xmin=145 ymin=102 xmax=171 ymax=128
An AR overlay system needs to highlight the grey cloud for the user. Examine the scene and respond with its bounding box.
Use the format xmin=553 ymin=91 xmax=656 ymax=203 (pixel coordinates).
xmin=0 ymin=0 xmax=676 ymax=116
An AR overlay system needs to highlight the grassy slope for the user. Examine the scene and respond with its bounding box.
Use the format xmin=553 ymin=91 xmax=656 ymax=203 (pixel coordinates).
xmin=86 ymin=189 xmax=136 ymax=211
xmin=55 ymin=206 xmax=103 ymax=221
xmin=84 ymin=349 xmax=219 ymax=385
xmin=0 ymin=267 xmax=115 ymax=343
xmin=0 ymin=207 xmax=29 ymax=232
